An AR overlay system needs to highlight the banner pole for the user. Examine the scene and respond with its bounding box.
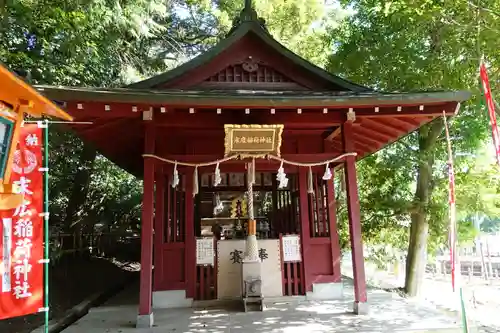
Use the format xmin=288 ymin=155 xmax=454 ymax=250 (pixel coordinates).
xmin=43 ymin=119 xmax=49 ymax=333
xmin=442 ymin=112 xmax=469 ymax=333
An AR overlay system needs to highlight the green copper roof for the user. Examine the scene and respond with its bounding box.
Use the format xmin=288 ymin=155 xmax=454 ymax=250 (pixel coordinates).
xmin=36 ymin=86 xmax=471 ymax=107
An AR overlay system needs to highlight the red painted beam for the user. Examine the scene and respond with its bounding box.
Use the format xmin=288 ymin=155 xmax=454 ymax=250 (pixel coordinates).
xmin=341 ymin=122 xmax=368 ymax=307
xmin=351 ymin=132 xmax=383 ymax=150
xmin=370 ymin=117 xmax=412 ymax=133
xmin=324 ymin=127 xmax=342 ymax=141
xmin=153 ymin=166 xmax=165 ymax=291
xmin=155 ymin=128 xmax=328 ymax=137
xmin=184 ymin=171 xmax=196 ymax=299
xmin=164 ymin=103 xmax=455 ymax=117
xmin=360 ymin=118 xmax=407 ymax=138
xmin=298 ymin=168 xmax=313 ymax=292
xmin=139 ymin=124 xmax=155 ymax=317
xmin=327 ymin=169 xmax=341 ymax=282
xmin=354 ymin=125 xmax=393 ymax=143
xmin=65 ymin=101 xmax=455 ymax=119
xmin=77 ymin=117 xmax=136 ymax=135
xmin=358 ymin=103 xmax=456 ymax=117
xmin=352 ymin=141 xmax=372 ymax=156
xmin=154 ymin=111 xmax=345 ymax=128
xmin=386 ymin=117 xmax=422 ymax=130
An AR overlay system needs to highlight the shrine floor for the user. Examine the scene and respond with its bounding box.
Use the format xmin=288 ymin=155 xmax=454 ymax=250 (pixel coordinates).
xmin=58 ymin=278 xmax=479 ymax=333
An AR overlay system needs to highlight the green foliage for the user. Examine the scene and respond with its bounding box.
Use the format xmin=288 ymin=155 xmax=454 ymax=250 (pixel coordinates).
xmin=329 ymin=0 xmax=500 ymax=294
xmin=1 ymin=0 xmax=339 ymax=242
xmin=330 ymin=0 xmax=497 ymax=244
xmin=457 ymin=220 xmax=479 ymax=245
xmin=1 ymin=0 xmax=190 ymax=235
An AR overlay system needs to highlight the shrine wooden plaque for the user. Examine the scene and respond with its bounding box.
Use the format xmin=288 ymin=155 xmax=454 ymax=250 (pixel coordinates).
xmin=224 ymin=124 xmax=284 ymax=158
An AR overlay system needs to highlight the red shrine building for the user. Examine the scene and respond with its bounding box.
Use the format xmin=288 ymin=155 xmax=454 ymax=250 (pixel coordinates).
xmin=37 ymin=3 xmax=469 ymax=328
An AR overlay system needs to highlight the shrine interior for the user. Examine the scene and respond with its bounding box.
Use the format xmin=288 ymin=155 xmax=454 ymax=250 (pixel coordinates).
xmin=196 ymin=172 xmax=300 ymax=241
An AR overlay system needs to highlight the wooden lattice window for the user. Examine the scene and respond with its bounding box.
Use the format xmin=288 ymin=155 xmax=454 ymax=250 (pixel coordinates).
xmin=205 ymin=62 xmax=294 ymax=83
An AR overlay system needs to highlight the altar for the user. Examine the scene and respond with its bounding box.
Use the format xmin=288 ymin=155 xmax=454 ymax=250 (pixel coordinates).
xmin=193 ymin=170 xmax=306 ymax=303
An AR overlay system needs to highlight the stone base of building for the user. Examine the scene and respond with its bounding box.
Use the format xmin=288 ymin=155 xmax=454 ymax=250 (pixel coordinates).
xmin=353 ymin=301 xmax=369 ymax=315
xmin=152 ymin=290 xmax=193 ymax=309
xmin=306 ymin=282 xmax=344 ymax=300
xmin=136 ymin=312 xmax=154 ymax=328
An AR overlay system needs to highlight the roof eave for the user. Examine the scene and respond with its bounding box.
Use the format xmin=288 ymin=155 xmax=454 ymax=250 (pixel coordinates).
xmin=36 ymin=86 xmax=471 ymax=108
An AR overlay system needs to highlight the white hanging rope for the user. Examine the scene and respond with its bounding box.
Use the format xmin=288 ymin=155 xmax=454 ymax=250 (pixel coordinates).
xmin=214 ymin=162 xmax=222 ymax=186
xmin=172 ymin=162 xmax=179 ymax=188
xmin=322 ymin=163 xmax=332 ymax=180
xmin=247 ymin=164 xmax=254 ymax=221
xmin=144 ymin=152 xmax=357 ymax=197
xmin=267 ymin=152 xmax=357 ymax=166
xmin=276 ymin=160 xmax=288 ymax=189
xmin=307 ymin=166 xmax=314 ymax=194
xmin=142 ymin=152 xmax=357 ymax=168
xmin=143 ymin=154 xmax=239 ymax=167
xmin=193 ymin=166 xmax=199 ymax=197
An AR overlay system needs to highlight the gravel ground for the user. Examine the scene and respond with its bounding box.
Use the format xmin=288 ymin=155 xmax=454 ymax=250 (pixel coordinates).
xmin=420 ymin=275 xmax=500 ymax=332
xmin=342 ymin=257 xmax=500 ymax=333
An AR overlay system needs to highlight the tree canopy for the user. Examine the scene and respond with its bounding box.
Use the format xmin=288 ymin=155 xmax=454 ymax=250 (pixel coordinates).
xmin=329 ymin=0 xmax=500 ymax=295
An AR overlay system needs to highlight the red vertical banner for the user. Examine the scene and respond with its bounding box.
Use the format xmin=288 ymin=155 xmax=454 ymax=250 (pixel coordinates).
xmin=448 ymin=162 xmax=457 ymax=292
xmin=443 ymin=113 xmax=457 ymax=292
xmin=479 ymin=61 xmax=500 ymax=166
xmin=0 ymin=124 xmax=44 ymax=319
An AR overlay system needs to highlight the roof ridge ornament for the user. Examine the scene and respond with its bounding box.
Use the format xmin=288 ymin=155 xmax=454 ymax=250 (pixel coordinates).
xmin=228 ymin=0 xmax=268 ymax=36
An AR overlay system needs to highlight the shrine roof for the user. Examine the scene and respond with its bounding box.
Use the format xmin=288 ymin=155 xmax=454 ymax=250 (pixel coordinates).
xmin=127 ymin=5 xmax=369 ymax=92
xmin=36 ymin=85 xmax=470 ymax=108
xmin=28 ymin=3 xmax=472 ymax=177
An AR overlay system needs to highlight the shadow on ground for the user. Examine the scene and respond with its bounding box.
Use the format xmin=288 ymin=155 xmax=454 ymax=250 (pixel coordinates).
xmin=63 ymin=279 xmax=466 ymax=333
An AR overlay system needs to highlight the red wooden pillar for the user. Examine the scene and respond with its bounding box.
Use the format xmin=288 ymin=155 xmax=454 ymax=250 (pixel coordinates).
xmin=298 ymin=168 xmax=312 ymax=292
xmin=138 ymin=124 xmax=156 ymax=327
xmin=184 ymin=171 xmax=196 ymax=298
xmin=326 ymin=169 xmax=342 ymax=282
xmin=153 ymin=165 xmax=165 ymax=291
xmin=342 ymin=121 xmax=368 ymax=314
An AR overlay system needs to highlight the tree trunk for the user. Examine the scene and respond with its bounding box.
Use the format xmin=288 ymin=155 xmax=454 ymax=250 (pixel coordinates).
xmin=478 ymin=237 xmax=488 ymax=280
xmin=486 ymin=238 xmax=494 ymax=278
xmin=405 ymin=122 xmax=443 ymax=296
xmin=64 ymin=144 xmax=97 ymax=234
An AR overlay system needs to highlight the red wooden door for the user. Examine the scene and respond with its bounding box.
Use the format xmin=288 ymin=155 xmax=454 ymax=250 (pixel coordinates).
xmin=300 ymin=172 xmax=342 ymax=291
xmin=154 ymin=175 xmax=187 ymax=291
